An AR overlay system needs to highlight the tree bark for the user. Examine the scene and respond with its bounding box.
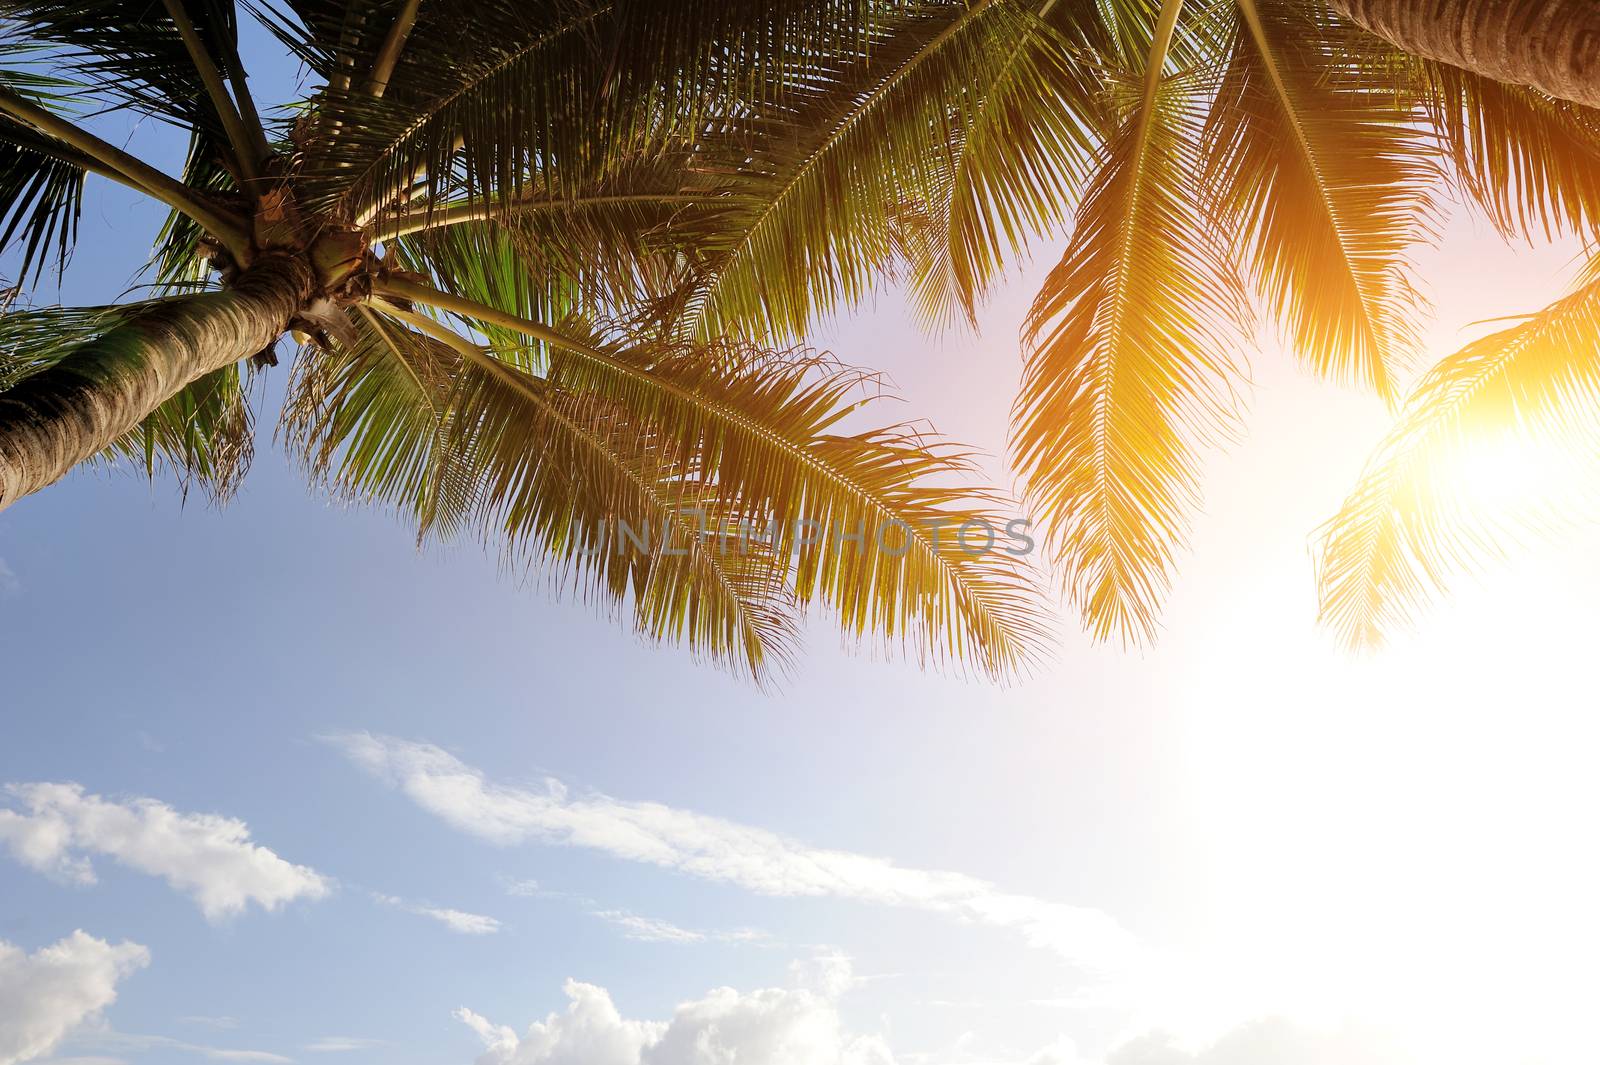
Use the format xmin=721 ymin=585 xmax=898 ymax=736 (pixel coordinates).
xmin=1327 ymin=0 xmax=1600 ymax=109
xmin=0 ymin=256 xmax=313 ymax=512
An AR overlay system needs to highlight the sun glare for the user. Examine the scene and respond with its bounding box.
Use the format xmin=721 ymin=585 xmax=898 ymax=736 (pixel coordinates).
xmin=1426 ymin=428 xmax=1588 ymax=520
xmin=1166 ymin=503 xmax=1600 ymax=1065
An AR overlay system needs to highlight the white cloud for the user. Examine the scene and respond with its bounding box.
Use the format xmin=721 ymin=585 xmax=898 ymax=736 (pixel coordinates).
xmin=127 ymin=1040 xmax=284 ymax=1063
xmin=1105 ymin=1020 xmax=1410 ymax=1065
xmin=71 ymin=1033 xmax=292 ymax=1064
xmin=458 ymin=959 xmax=1414 ymax=1065
xmin=302 ymin=1037 xmax=387 ymax=1053
xmin=0 ymin=557 xmax=18 ymax=598
xmin=788 ymin=952 xmax=859 ymax=998
xmin=373 ymin=893 xmax=501 ymax=935
xmin=457 ymin=956 xmax=893 ymax=1065
xmin=427 ymin=909 xmax=501 ymax=935
xmin=587 ymin=909 xmax=768 ymax=946
xmin=0 ymin=784 xmax=330 ymax=922
xmin=328 ymin=735 xmax=1139 ymax=972
xmin=0 ymin=932 xmax=149 ymax=1065
xmin=590 ymin=911 xmax=705 ymax=944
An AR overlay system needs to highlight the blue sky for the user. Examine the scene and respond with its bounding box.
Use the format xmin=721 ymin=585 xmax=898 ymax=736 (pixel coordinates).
xmin=5 ymin=21 xmax=1600 ymax=1065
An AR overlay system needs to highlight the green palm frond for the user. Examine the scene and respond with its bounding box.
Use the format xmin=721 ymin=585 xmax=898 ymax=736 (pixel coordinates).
xmin=107 ymin=363 xmax=254 ymax=501
xmin=284 ymin=303 xmax=805 ymax=680
xmin=282 ymin=306 xmax=480 ymax=540
xmin=1317 ymin=259 xmax=1600 ymax=649
xmin=1 ymin=0 xmax=243 ymax=143
xmin=1419 ymin=59 xmax=1600 ymax=244
xmin=415 ymin=325 xmax=807 ymax=682
xmin=1014 ymin=0 xmax=1251 ymax=644
xmin=0 ymin=57 xmax=96 ymax=283
xmin=903 ymin=5 xmax=1104 ymax=328
xmin=239 ymin=0 xmax=360 ymax=77
xmin=295 ymin=1 xmax=610 ymax=218
xmin=380 ymin=155 xmax=743 ymax=325
xmin=1204 ymin=0 xmax=1438 ymax=399
xmin=0 ymin=302 xmax=116 ymax=388
xmin=682 ymin=0 xmax=1098 ymax=342
xmin=0 ymin=117 xmax=84 ymax=285
xmin=151 ymin=131 xmax=237 ymax=292
xmin=375 ymin=277 xmax=1048 ymax=675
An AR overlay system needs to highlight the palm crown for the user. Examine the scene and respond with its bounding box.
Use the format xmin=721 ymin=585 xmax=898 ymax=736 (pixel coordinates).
xmin=1 ymin=0 xmax=1597 ymax=680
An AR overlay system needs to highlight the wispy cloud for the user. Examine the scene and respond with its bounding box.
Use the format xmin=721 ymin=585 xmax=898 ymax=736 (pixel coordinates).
xmin=74 ymin=1033 xmax=293 ymax=1064
xmin=500 ymin=875 xmax=768 ymax=945
xmin=327 ymin=733 xmax=1141 ymax=973
xmin=589 ymin=910 xmax=705 ymax=943
xmin=372 ymin=893 xmax=501 ymax=935
xmin=302 ymin=1037 xmax=388 ymax=1053
xmin=0 ymin=557 xmax=18 ymax=599
xmin=589 ymin=909 xmax=770 ymax=945
xmin=0 ymin=783 xmax=331 ymax=922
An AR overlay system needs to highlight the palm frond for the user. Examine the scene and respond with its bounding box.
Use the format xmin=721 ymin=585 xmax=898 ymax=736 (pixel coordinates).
xmin=423 ymin=328 xmax=807 ymax=683
xmin=0 ymin=302 xmax=114 ymax=388
xmin=0 ymin=0 xmax=252 ymax=159
xmin=376 ymin=277 xmax=1048 ymax=676
xmin=903 ymin=5 xmax=1103 ymax=328
xmin=282 ymin=306 xmax=480 ymax=540
xmin=239 ymin=0 xmax=357 ymax=78
xmin=0 ymin=32 xmax=253 ymax=256
xmin=0 ymin=117 xmax=84 ymax=285
xmin=682 ymin=0 xmax=1098 ymax=342
xmin=1418 ymin=59 xmax=1600 ymax=244
xmin=1014 ymin=1 xmax=1251 ymax=644
xmin=294 ymin=0 xmax=609 ymax=218
xmin=381 ymin=155 xmax=742 ymax=324
xmin=105 ymin=363 xmax=254 ymax=501
xmin=283 ymin=304 xmax=804 ymax=681
xmin=0 ymin=57 xmax=92 ymax=283
xmin=1317 ymin=260 xmax=1600 ymax=649
xmin=1204 ymin=0 xmax=1438 ymax=399
xmin=151 ymin=131 xmax=236 ymax=292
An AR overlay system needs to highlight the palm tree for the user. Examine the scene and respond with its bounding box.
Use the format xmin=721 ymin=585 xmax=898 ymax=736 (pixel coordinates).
xmin=0 ymin=1 xmax=1596 ymax=675
xmin=0 ymin=0 xmax=1061 ymax=684
xmin=1327 ymin=0 xmax=1600 ymax=110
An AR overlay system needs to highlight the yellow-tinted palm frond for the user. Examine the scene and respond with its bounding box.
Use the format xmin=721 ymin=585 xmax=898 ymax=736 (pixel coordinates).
xmin=684 ymin=0 xmax=1099 ymax=343
xmin=378 ymin=276 xmax=1048 ymax=676
xmin=282 ymin=304 xmax=804 ymax=681
xmin=1205 ymin=0 xmax=1438 ymax=399
xmin=1317 ymin=259 xmax=1600 ymax=649
xmin=1014 ymin=1 xmax=1251 ymax=645
xmin=901 ymin=7 xmax=1103 ymax=328
xmin=427 ymin=334 xmax=806 ymax=684
xmin=1418 ymin=59 xmax=1600 ymax=243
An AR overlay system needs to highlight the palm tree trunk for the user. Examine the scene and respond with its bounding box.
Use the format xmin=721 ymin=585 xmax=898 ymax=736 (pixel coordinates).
xmin=0 ymin=256 xmax=313 ymax=512
xmin=1327 ymin=0 xmax=1600 ymax=109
